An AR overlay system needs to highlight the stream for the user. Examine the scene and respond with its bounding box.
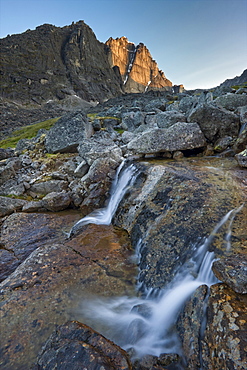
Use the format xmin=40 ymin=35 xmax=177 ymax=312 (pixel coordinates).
xmin=70 ymin=160 xmax=244 ymax=362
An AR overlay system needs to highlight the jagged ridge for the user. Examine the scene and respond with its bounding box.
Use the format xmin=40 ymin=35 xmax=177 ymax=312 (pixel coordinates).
xmin=105 ymin=36 xmax=172 ymax=93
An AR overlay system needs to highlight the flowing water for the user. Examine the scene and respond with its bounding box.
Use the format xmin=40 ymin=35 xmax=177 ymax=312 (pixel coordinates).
xmin=68 ymin=161 xmax=139 ymax=238
xmin=73 ymin=161 xmax=243 ymax=360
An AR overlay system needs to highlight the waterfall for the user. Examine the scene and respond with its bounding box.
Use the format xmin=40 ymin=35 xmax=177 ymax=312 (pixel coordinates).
xmin=78 ymin=203 xmax=243 ymax=360
xmin=68 ymin=161 xmax=138 ymax=238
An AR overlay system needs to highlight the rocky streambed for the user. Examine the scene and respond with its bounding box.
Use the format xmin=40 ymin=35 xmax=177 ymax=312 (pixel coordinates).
xmin=0 ymin=157 xmax=246 ymax=369
xmin=0 ymin=87 xmax=247 ymax=369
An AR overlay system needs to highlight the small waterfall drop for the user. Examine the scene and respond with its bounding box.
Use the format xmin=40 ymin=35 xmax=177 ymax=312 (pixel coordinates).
xmin=79 ymin=203 xmax=243 ymax=360
xmin=68 ymin=161 xmax=138 ymax=238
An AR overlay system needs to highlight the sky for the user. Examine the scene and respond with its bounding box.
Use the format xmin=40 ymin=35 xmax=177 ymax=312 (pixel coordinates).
xmin=0 ymin=0 xmax=246 ymax=90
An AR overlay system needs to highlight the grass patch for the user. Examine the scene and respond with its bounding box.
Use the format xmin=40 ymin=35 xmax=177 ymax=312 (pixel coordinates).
xmin=87 ymin=113 xmax=121 ymax=122
xmin=0 ymin=117 xmax=60 ymax=149
xmin=231 ymin=82 xmax=247 ymax=90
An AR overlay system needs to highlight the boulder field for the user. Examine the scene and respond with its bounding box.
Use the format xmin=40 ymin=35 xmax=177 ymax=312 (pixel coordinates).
xmin=0 ymin=87 xmax=247 ymax=369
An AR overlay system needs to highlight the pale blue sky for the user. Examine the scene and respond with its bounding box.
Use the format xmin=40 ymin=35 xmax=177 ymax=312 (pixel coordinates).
xmin=0 ymin=0 xmax=246 ymax=89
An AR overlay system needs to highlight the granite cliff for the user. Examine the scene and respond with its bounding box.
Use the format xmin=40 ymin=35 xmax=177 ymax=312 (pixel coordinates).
xmin=105 ymin=36 xmax=172 ymax=93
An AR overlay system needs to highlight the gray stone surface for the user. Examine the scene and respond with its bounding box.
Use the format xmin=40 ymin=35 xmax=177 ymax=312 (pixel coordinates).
xmin=127 ymin=122 xmax=206 ymax=155
xmin=45 ymin=111 xmax=93 ymax=153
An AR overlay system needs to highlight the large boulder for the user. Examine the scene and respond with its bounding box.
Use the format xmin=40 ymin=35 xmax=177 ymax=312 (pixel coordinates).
xmin=45 ymin=111 xmax=93 ymax=153
xmin=29 ymin=179 xmax=68 ymax=196
xmin=201 ymin=284 xmax=247 ymax=370
xmin=212 ymin=255 xmax=247 ymax=294
xmin=146 ymin=111 xmax=186 ymax=129
xmin=188 ymin=103 xmax=240 ymax=143
xmin=34 ymin=321 xmax=132 ymax=370
xmin=127 ymin=122 xmax=206 ymax=155
xmin=0 ymin=221 xmax=136 ymax=369
xmin=42 ymin=191 xmax=71 ymax=212
xmin=214 ymin=93 xmax=247 ymax=111
xmin=121 ymin=111 xmax=145 ymax=132
xmin=78 ymin=133 xmax=123 ymax=165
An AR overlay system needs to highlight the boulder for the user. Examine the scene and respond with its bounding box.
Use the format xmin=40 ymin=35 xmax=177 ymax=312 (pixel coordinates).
xmin=202 ymin=284 xmax=247 ymax=370
xmin=214 ymin=93 xmax=247 ymax=111
xmin=147 ymin=111 xmax=186 ymax=129
xmin=0 ymin=196 xmax=27 ymax=217
xmin=235 ymin=149 xmax=247 ymax=167
xmin=78 ymin=133 xmax=123 ymax=165
xmin=121 ymin=111 xmax=145 ymax=132
xmin=127 ymin=122 xmax=206 ymax=155
xmin=177 ymin=285 xmax=209 ymax=370
xmin=42 ymin=191 xmax=71 ymax=212
xmin=187 ymin=103 xmax=240 ymax=143
xmin=0 ymin=222 xmax=136 ymax=369
xmin=45 ymin=111 xmax=93 ymax=153
xmin=212 ymin=255 xmax=247 ymax=294
xmin=35 ymin=321 xmax=132 ymax=370
xmin=29 ymin=180 xmax=68 ymax=196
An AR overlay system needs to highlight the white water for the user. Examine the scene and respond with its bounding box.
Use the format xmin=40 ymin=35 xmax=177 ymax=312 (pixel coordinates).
xmin=79 ymin=203 xmax=243 ymax=359
xmin=68 ymin=161 xmax=138 ymax=237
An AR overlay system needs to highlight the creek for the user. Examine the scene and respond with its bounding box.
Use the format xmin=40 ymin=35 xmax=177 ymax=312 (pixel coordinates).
xmin=70 ymin=159 xmax=245 ymax=363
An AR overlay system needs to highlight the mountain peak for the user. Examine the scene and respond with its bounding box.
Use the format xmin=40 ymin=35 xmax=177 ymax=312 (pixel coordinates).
xmin=105 ymin=37 xmax=172 ymax=93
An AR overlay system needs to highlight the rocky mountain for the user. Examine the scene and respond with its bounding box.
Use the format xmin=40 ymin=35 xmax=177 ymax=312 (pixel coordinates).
xmin=105 ymin=36 xmax=172 ymax=93
xmin=220 ymin=69 xmax=247 ymax=88
xmin=0 ymin=21 xmax=123 ymax=105
xmin=0 ymin=21 xmax=174 ymax=139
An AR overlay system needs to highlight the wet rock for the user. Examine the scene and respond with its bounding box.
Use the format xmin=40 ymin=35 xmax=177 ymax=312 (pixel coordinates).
xmin=0 ymin=196 xmax=27 ymax=217
xmin=177 ymin=285 xmax=209 ymax=369
xmin=201 ymin=283 xmax=247 ymax=370
xmin=0 ymin=222 xmax=136 ymax=369
xmin=132 ymin=353 xmax=180 ymax=370
xmin=42 ymin=191 xmax=71 ymax=212
xmin=187 ymin=103 xmax=240 ymax=143
xmin=34 ymin=320 xmax=132 ymax=370
xmin=79 ymin=157 xmax=120 ymax=212
xmin=214 ymin=93 xmax=247 ymax=111
xmin=45 ymin=111 xmax=93 ymax=153
xmin=0 ymin=212 xmax=74 ymax=280
xmin=235 ymin=149 xmax=247 ymax=168
xmin=114 ymin=158 xmax=247 ymax=290
xmin=212 ymin=255 xmax=247 ymax=294
xmin=127 ymin=122 xmax=206 ymax=155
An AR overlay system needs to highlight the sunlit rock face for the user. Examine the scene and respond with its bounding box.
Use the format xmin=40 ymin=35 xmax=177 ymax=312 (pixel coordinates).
xmin=105 ymin=36 xmax=172 ymax=93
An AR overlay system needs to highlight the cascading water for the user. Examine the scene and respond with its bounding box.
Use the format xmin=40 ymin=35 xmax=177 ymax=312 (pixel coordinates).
xmin=68 ymin=161 xmax=139 ymax=238
xmin=75 ymin=160 xmax=243 ymax=361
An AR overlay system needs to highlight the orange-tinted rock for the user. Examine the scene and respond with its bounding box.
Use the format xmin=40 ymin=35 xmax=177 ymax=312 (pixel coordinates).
xmin=106 ymin=37 xmax=172 ymax=93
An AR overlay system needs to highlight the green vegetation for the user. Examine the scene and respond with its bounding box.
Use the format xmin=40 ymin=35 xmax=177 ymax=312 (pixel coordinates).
xmin=0 ymin=117 xmax=60 ymax=149
xmin=87 ymin=113 xmax=121 ymax=122
xmin=231 ymin=82 xmax=247 ymax=90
